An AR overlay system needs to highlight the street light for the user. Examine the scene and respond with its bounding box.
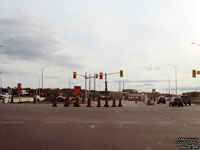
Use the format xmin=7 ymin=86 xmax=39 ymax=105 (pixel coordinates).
xmin=191 ymin=42 xmax=200 ymax=47
xmin=169 ymin=64 xmax=177 ymax=96
xmin=0 ymin=72 xmax=2 ymax=92
xmin=41 ymin=66 xmax=49 ymax=97
xmin=163 ymin=74 xmax=170 ymax=95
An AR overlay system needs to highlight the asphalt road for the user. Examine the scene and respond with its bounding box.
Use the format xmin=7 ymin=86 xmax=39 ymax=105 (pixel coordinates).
xmin=0 ymin=101 xmax=200 ymax=150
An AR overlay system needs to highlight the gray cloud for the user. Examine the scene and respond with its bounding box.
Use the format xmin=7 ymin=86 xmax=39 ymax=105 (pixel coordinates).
xmin=0 ymin=16 xmax=82 ymax=69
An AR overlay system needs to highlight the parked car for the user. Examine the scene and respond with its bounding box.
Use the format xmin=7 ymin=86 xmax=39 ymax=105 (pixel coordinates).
xmin=157 ymin=97 xmax=166 ymax=104
xmin=179 ymin=95 xmax=191 ymax=106
xmin=0 ymin=93 xmax=9 ymax=99
xmin=169 ymin=97 xmax=184 ymax=107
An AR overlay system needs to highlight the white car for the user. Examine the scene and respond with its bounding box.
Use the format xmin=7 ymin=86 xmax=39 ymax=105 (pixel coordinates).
xmin=0 ymin=93 xmax=9 ymax=99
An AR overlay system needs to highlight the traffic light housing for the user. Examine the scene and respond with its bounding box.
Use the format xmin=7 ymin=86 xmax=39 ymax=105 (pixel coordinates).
xmin=192 ymin=70 xmax=196 ymax=78
xmin=99 ymin=72 xmax=103 ymax=79
xmin=120 ymin=70 xmax=123 ymax=77
xmin=73 ymin=72 xmax=77 ymax=79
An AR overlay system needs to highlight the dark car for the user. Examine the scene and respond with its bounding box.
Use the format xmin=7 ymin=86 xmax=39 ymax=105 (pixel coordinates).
xmin=157 ymin=97 xmax=166 ymax=104
xmin=169 ymin=97 xmax=183 ymax=107
xmin=179 ymin=95 xmax=191 ymax=106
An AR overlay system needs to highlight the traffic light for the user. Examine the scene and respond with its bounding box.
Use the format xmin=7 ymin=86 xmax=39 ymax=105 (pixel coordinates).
xmin=99 ymin=72 xmax=103 ymax=79
xmin=120 ymin=70 xmax=123 ymax=77
xmin=192 ymin=70 xmax=196 ymax=78
xmin=73 ymin=72 xmax=77 ymax=79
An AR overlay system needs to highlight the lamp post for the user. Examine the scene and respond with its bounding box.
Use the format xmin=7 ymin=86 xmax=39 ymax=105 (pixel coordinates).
xmin=0 ymin=46 xmax=3 ymax=92
xmin=191 ymin=42 xmax=200 ymax=47
xmin=0 ymin=72 xmax=2 ymax=92
xmin=169 ymin=64 xmax=177 ymax=95
xmin=41 ymin=66 xmax=49 ymax=97
xmin=164 ymin=74 xmax=170 ymax=95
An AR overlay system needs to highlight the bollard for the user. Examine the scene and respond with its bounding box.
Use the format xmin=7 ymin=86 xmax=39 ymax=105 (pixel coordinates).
xmin=135 ymin=99 xmax=137 ymax=104
xmin=64 ymin=98 xmax=69 ymax=107
xmin=74 ymin=97 xmax=80 ymax=107
xmin=97 ymin=98 xmax=101 ymax=107
xmin=112 ymin=99 xmax=116 ymax=107
xmin=33 ymin=96 xmax=37 ymax=104
xmin=52 ymin=99 xmax=57 ymax=107
xmin=11 ymin=96 xmax=14 ymax=103
xmin=87 ymin=98 xmax=91 ymax=107
xmin=104 ymin=98 xmax=109 ymax=107
xmin=2 ymin=98 xmax=5 ymax=103
xmin=147 ymin=99 xmax=151 ymax=105
xmin=118 ymin=98 xmax=123 ymax=107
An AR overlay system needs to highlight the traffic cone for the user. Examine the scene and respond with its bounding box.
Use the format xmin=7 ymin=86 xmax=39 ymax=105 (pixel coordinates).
xmin=33 ymin=96 xmax=37 ymax=104
xmin=104 ymin=98 xmax=109 ymax=107
xmin=11 ymin=96 xmax=14 ymax=103
xmin=147 ymin=99 xmax=150 ymax=105
xmin=64 ymin=98 xmax=69 ymax=107
xmin=52 ymin=99 xmax=57 ymax=107
xmin=97 ymin=98 xmax=101 ymax=107
xmin=74 ymin=97 xmax=80 ymax=107
xmin=112 ymin=99 xmax=116 ymax=107
xmin=118 ymin=98 xmax=123 ymax=107
xmin=87 ymin=98 xmax=91 ymax=107
xmin=135 ymin=99 xmax=137 ymax=104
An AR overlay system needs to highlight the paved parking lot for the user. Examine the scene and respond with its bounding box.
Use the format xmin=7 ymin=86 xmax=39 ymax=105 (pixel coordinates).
xmin=0 ymin=101 xmax=199 ymax=150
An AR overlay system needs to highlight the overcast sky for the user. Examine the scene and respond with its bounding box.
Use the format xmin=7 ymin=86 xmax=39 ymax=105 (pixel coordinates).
xmin=1 ymin=0 xmax=200 ymax=94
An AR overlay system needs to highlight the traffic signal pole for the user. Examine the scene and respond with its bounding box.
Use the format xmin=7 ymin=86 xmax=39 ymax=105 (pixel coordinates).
xmin=105 ymin=73 xmax=107 ymax=92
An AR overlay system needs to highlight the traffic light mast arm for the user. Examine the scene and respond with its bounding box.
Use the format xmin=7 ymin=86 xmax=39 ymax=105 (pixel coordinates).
xmin=77 ymin=73 xmax=87 ymax=78
xmin=106 ymin=72 xmax=120 ymax=76
xmin=77 ymin=73 xmax=97 ymax=79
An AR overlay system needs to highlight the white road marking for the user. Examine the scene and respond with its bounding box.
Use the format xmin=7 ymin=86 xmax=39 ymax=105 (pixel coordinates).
xmin=120 ymin=122 xmax=140 ymax=124
xmin=155 ymin=122 xmax=173 ymax=124
xmin=0 ymin=122 xmax=24 ymax=124
xmin=44 ymin=122 xmax=66 ymax=124
xmin=83 ymin=122 xmax=103 ymax=124
xmin=189 ymin=122 xmax=200 ymax=124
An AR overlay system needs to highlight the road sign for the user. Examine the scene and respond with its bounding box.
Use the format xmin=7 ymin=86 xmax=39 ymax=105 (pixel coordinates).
xmin=74 ymin=86 xmax=81 ymax=96
xmin=17 ymin=83 xmax=21 ymax=94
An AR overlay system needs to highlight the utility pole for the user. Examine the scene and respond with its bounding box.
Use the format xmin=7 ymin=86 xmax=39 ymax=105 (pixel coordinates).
xmin=0 ymin=72 xmax=2 ymax=92
xmin=85 ymin=72 xmax=87 ymax=101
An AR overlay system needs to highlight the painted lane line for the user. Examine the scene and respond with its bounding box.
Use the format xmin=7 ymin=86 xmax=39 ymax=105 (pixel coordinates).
xmin=0 ymin=122 xmax=24 ymax=124
xmin=83 ymin=122 xmax=103 ymax=124
xmin=120 ymin=122 xmax=140 ymax=124
xmin=155 ymin=122 xmax=173 ymax=124
xmin=44 ymin=122 xmax=66 ymax=124
xmin=189 ymin=122 xmax=200 ymax=124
